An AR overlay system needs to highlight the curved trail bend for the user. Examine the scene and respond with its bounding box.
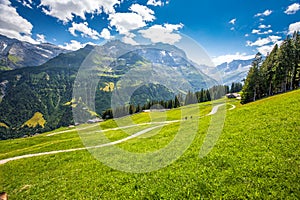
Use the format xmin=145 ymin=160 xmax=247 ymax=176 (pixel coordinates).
xmin=0 ymin=103 xmax=236 ymax=165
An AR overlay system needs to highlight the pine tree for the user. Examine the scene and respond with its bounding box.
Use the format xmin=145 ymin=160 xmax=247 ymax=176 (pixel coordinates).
xmin=260 ymin=44 xmax=279 ymax=96
xmin=241 ymin=53 xmax=262 ymax=104
xmin=174 ymin=95 xmax=180 ymax=108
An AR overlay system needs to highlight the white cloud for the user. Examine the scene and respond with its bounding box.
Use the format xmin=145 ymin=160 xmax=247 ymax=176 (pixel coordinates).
xmin=39 ymin=0 xmax=121 ymax=22
xmin=255 ymin=10 xmax=273 ymax=17
xmin=262 ymin=30 xmax=273 ymax=34
xmin=139 ymin=23 xmax=184 ymax=45
xmin=285 ymin=3 xmax=300 ymax=15
xmin=247 ymin=38 xmax=271 ymax=47
xmin=58 ymin=40 xmax=95 ymax=51
xmin=229 ymin=18 xmax=236 ymax=25
xmin=257 ymin=45 xmax=274 ymax=56
xmin=288 ymin=21 xmax=300 ymax=35
xmin=247 ymin=35 xmax=281 ymax=47
xmin=109 ymin=12 xmax=146 ymax=34
xmin=100 ymin=28 xmax=112 ymax=40
xmin=251 ymin=29 xmax=273 ymax=35
xmin=256 ymin=41 xmax=283 ymax=56
xmin=147 ymin=0 xmax=163 ymax=6
xmin=69 ymin=22 xmax=100 ymax=40
xmin=16 ymin=0 xmax=33 ymax=9
xmin=122 ymin=33 xmax=139 ymax=45
xmin=164 ymin=23 xmax=184 ymax=31
xmin=269 ymin=35 xmax=281 ymax=43
xmin=252 ymin=29 xmax=260 ymax=34
xmin=258 ymin=24 xmax=271 ymax=29
xmin=36 ymin=34 xmax=46 ymax=43
xmin=130 ymin=4 xmax=155 ymax=22
xmin=212 ymin=53 xmax=255 ymax=66
xmin=108 ymin=4 xmax=155 ymax=35
xmin=0 ymin=0 xmax=36 ymax=43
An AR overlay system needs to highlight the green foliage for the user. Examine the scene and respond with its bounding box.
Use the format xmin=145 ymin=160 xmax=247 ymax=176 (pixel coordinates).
xmin=242 ymin=32 xmax=300 ymax=104
xmin=230 ymin=82 xmax=243 ymax=93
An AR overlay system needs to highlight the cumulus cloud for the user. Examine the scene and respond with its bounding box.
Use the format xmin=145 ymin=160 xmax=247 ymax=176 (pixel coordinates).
xmin=69 ymin=22 xmax=101 ymax=40
xmin=247 ymin=35 xmax=281 ymax=47
xmin=130 ymin=4 xmax=155 ymax=22
xmin=251 ymin=29 xmax=273 ymax=35
xmin=109 ymin=12 xmax=146 ymax=34
xmin=268 ymin=35 xmax=281 ymax=43
xmin=285 ymin=3 xmax=300 ymax=15
xmin=247 ymin=35 xmax=282 ymax=56
xmin=255 ymin=10 xmax=272 ymax=17
xmin=0 ymin=0 xmax=37 ymax=43
xmin=36 ymin=34 xmax=46 ymax=43
xmin=16 ymin=0 xmax=33 ymax=9
xmin=288 ymin=21 xmax=300 ymax=35
xmin=247 ymin=38 xmax=271 ymax=47
xmin=139 ymin=23 xmax=183 ymax=44
xmin=258 ymin=24 xmax=271 ymax=29
xmin=257 ymin=41 xmax=283 ymax=56
xmin=147 ymin=0 xmax=163 ymax=6
xmin=122 ymin=33 xmax=139 ymax=45
xmin=229 ymin=18 xmax=236 ymax=25
xmin=212 ymin=53 xmax=255 ymax=66
xmin=109 ymin=4 xmax=155 ymax=35
xmin=100 ymin=28 xmax=112 ymax=40
xmin=58 ymin=40 xmax=95 ymax=51
xmin=39 ymin=0 xmax=121 ymax=22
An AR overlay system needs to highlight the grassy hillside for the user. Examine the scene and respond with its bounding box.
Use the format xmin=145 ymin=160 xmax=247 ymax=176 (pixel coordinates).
xmin=0 ymin=90 xmax=299 ymax=199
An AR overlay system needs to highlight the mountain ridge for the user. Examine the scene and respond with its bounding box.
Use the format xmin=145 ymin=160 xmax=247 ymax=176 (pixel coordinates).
xmin=0 ymin=34 xmax=69 ymax=71
xmin=0 ymin=39 xmax=217 ymax=139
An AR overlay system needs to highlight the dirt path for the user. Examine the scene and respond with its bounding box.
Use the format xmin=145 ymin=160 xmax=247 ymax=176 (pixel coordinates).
xmin=229 ymin=104 xmax=236 ymax=110
xmin=0 ymin=124 xmax=168 ymax=165
xmin=47 ymin=123 xmax=100 ymax=136
xmin=207 ymin=104 xmax=225 ymax=116
xmin=0 ymin=103 xmax=236 ymax=165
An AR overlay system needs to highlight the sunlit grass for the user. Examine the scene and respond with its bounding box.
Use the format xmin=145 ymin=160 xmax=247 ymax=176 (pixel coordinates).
xmin=0 ymin=91 xmax=299 ymax=199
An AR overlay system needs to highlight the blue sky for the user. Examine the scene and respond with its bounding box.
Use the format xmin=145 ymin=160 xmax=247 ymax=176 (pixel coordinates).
xmin=0 ymin=0 xmax=300 ymax=65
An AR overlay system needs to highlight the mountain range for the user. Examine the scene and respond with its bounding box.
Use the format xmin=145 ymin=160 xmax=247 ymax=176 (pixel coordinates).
xmin=0 ymin=34 xmax=69 ymax=71
xmin=0 ymin=37 xmax=221 ymax=139
xmin=208 ymin=59 xmax=253 ymax=85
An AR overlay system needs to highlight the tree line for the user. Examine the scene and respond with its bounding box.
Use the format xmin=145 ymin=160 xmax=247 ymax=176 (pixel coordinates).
xmin=102 ymin=83 xmax=241 ymax=119
xmin=241 ymin=32 xmax=300 ymax=104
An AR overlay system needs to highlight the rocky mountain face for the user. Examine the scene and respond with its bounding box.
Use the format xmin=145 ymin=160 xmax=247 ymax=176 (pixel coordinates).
xmin=0 ymin=40 xmax=217 ymax=139
xmin=0 ymin=34 xmax=69 ymax=71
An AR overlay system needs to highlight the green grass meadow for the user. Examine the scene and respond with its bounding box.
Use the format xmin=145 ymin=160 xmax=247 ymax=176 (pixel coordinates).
xmin=0 ymin=90 xmax=299 ymax=199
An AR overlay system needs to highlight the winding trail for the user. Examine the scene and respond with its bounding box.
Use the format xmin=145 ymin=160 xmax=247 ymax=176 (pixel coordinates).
xmin=0 ymin=103 xmax=236 ymax=165
xmin=47 ymin=123 xmax=100 ymax=137
xmin=207 ymin=104 xmax=225 ymax=116
xmin=229 ymin=104 xmax=236 ymax=111
xmin=0 ymin=125 xmax=166 ymax=165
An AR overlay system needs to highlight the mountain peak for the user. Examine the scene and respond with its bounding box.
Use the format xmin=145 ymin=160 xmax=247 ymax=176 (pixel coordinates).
xmin=0 ymin=35 xmax=69 ymax=71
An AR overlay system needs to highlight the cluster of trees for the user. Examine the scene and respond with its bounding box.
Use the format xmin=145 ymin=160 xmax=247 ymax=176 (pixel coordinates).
xmin=186 ymin=85 xmax=230 ymax=105
xmin=230 ymin=82 xmax=243 ymax=93
xmin=102 ymin=84 xmax=242 ymax=119
xmin=241 ymin=32 xmax=300 ymax=104
xmin=102 ymin=96 xmax=181 ymax=119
